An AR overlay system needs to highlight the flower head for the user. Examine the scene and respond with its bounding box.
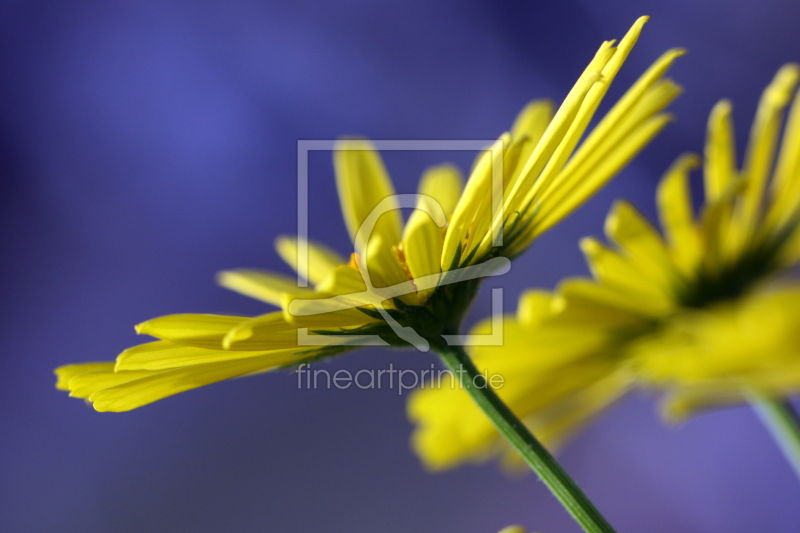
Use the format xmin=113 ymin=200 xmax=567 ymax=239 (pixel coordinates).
xmin=55 ymin=17 xmax=681 ymax=412
xmin=408 ymin=64 xmax=800 ymax=470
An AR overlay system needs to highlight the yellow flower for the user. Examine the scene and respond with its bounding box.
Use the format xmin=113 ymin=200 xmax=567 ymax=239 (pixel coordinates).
xmin=55 ymin=17 xmax=681 ymax=412
xmin=408 ymin=64 xmax=800 ymax=470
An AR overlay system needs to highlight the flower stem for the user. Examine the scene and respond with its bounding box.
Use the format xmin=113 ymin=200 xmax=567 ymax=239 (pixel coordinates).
xmin=435 ymin=343 xmax=616 ymax=533
xmin=749 ymin=392 xmax=800 ymax=481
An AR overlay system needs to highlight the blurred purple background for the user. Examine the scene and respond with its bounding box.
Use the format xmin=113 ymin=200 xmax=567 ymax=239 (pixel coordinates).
xmin=2 ymin=1 xmax=800 ymax=532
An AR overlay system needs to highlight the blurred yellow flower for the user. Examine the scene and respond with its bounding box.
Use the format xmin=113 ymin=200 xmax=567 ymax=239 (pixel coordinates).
xmin=55 ymin=17 xmax=680 ymax=413
xmin=409 ymin=64 xmax=800 ymax=469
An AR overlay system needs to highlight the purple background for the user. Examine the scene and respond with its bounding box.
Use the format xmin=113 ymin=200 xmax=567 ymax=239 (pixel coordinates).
xmin=2 ymin=1 xmax=800 ymax=532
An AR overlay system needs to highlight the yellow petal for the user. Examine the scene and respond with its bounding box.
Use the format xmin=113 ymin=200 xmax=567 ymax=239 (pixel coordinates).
xmin=403 ymin=188 xmax=446 ymax=296
xmin=334 ymin=139 xmax=402 ymax=250
xmin=417 ymin=164 xmax=463 ymax=218
xmin=216 ymin=269 xmax=315 ymax=306
xmin=135 ymin=314 xmax=247 ymax=349
xmin=522 ymin=47 xmax=684 ymax=243
xmin=527 ymin=113 xmax=674 ymax=243
xmin=580 ymin=237 xmax=673 ymax=304
xmin=508 ymin=99 xmax=555 ymax=194
xmin=702 ymin=100 xmax=748 ymax=262
xmin=739 ymin=64 xmax=800 ymax=226
xmin=551 ymin=48 xmax=684 ymax=198
xmin=442 ymin=135 xmax=508 ymax=269
xmin=470 ymin=135 xmax=533 ymax=258
xmin=116 ymin=340 xmax=281 ymax=371
xmin=363 ymin=233 xmax=410 ymax=291
xmin=699 ymin=177 xmax=747 ymax=271
xmin=274 ymin=236 xmax=345 ymax=286
xmin=55 ymin=362 xmax=115 ymax=390
xmin=524 ymin=18 xmax=652 ymax=207
xmin=469 ymin=36 xmax=623 ymax=264
xmin=502 ymin=68 xmax=605 ymax=228
xmin=471 ymin=317 xmax=612 ymax=373
xmin=89 ymin=352 xmax=307 ymax=412
xmin=484 ymin=30 xmax=674 ymax=260
xmin=767 ymin=67 xmax=800 ymax=230
xmin=316 ymin=263 xmax=368 ymax=295
xmin=511 ymin=99 xmax=554 ymax=148
xmin=656 ymin=154 xmax=703 ymax=273
xmin=217 ymin=312 xmax=302 ymax=351
xmin=516 ymin=290 xmax=554 ymax=327
xmin=603 ymin=200 xmax=675 ymax=287
xmin=703 ymin=100 xmax=737 ymax=202
xmin=280 ymin=292 xmax=378 ymax=330
xmin=554 ymin=277 xmax=667 ymax=321
xmin=474 ymin=72 xmax=604 ymax=261
xmin=402 ymin=166 xmax=455 ymax=257
xmin=66 ymin=367 xmax=157 ymax=399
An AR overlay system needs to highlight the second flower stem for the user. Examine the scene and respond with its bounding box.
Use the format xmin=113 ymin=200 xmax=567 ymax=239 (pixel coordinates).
xmin=435 ymin=343 xmax=616 ymax=533
xmin=749 ymin=391 xmax=800 ymax=482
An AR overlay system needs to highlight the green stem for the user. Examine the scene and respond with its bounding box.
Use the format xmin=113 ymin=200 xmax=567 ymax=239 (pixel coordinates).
xmin=749 ymin=392 xmax=800 ymax=481
xmin=435 ymin=343 xmax=616 ymax=533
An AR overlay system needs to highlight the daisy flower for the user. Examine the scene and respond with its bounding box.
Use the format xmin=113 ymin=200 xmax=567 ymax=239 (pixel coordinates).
xmin=408 ymin=65 xmax=800 ymax=475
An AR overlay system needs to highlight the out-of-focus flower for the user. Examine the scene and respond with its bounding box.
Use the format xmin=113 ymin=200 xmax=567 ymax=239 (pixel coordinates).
xmin=55 ymin=17 xmax=681 ymax=412
xmin=409 ymin=64 xmax=800 ymax=469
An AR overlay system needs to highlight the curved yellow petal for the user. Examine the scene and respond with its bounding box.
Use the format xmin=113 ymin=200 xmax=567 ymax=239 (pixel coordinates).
xmin=280 ymin=292 xmax=378 ymax=329
xmin=89 ymin=352 xmax=307 ymax=412
xmin=504 ymin=40 xmax=615 ymax=213
xmin=529 ymin=113 xmax=675 ymax=241
xmin=64 ymin=367 xmax=157 ymax=399
xmin=442 ymin=135 xmax=508 ymax=269
xmin=580 ymin=237 xmax=673 ymax=304
xmin=363 ymin=233 xmax=410 ymax=291
xmin=549 ymin=48 xmax=684 ymax=203
xmin=55 ymin=362 xmax=116 ymax=390
xmin=334 ymin=139 xmax=402 ymax=250
xmin=656 ymin=154 xmax=703 ymax=273
xmin=116 ymin=340 xmax=281 ymax=371
xmin=499 ymin=69 xmax=604 ymax=241
xmin=221 ymin=315 xmax=301 ymax=351
xmin=511 ymin=99 xmax=554 ymax=152
xmin=316 ymin=263 xmax=369 ymax=296
xmin=274 ymin=236 xmax=346 ymax=286
xmin=767 ymin=70 xmax=800 ymax=230
xmin=135 ymin=314 xmax=247 ymax=349
xmin=216 ymin=269 xmax=315 ymax=306
xmin=516 ymin=290 xmax=553 ymax=327
xmin=740 ymin=64 xmax=800 ymax=225
xmin=524 ymin=18 xmax=652 ymax=207
xmin=604 ymin=200 xmax=675 ymax=287
xmin=417 ymin=164 xmax=463 ymax=218
xmin=703 ymin=100 xmax=737 ymax=202
xmin=402 ymin=177 xmax=449 ymax=295
xmin=554 ymin=277 xmax=668 ymax=321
